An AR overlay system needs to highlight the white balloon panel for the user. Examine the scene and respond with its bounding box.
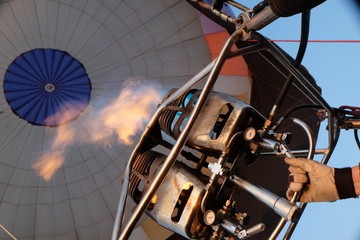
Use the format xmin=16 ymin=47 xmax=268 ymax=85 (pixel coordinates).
xmin=0 ymin=0 xmax=214 ymax=239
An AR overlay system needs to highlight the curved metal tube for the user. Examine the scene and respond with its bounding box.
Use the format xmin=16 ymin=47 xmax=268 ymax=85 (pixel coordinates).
xmin=252 ymin=31 xmax=339 ymax=167
xmin=292 ymin=118 xmax=315 ymax=160
xmin=281 ymin=118 xmax=315 ymax=239
xmin=200 ymin=153 xmax=227 ymax=214
xmin=269 ymin=118 xmax=315 ymax=239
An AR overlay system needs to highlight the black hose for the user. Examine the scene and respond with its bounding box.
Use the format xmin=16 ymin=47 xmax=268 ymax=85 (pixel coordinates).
xmin=268 ymin=0 xmax=325 ymax=17
xmin=273 ymin=104 xmax=324 ymax=131
xmin=336 ymin=108 xmax=360 ymax=118
xmin=355 ymin=129 xmax=360 ymax=150
xmin=266 ymin=10 xmax=311 ymax=128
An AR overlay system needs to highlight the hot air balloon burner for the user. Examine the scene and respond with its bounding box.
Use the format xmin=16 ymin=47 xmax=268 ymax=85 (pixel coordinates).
xmin=128 ymin=150 xmax=165 ymax=204
xmin=123 ymin=87 xmax=314 ymax=240
xmin=128 ymin=149 xmax=298 ymax=240
xmin=129 ymin=149 xmax=210 ymax=239
xmin=159 ymin=89 xmax=266 ymax=164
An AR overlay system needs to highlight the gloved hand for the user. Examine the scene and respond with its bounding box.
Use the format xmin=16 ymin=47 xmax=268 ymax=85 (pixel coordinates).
xmin=284 ymin=157 xmax=357 ymax=203
xmin=284 ymin=157 xmax=339 ymax=202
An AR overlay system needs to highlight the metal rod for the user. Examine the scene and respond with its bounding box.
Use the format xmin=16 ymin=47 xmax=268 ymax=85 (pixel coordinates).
xmin=228 ymin=42 xmax=267 ymax=58
xmin=260 ymin=148 xmax=328 ymax=156
xmin=293 ymin=118 xmax=315 ymax=160
xmin=282 ymin=118 xmax=333 ymax=239
xmin=244 ymin=6 xmax=279 ymax=31
xmin=252 ymin=32 xmax=332 ymax=113
xmin=282 ymin=202 xmax=306 ymax=240
xmin=230 ymin=175 xmax=299 ymax=222
xmin=225 ymin=0 xmax=250 ymax=12
xmin=269 ymin=118 xmax=315 ymax=239
xmin=252 ymin=31 xmax=339 ymax=167
xmin=264 ymin=11 xmax=310 ymax=131
xmin=111 ymin=57 xmax=217 ymax=240
xmin=112 ymin=30 xmax=266 ymax=239
xmin=274 ymin=190 xmax=306 ymax=240
xmin=187 ymin=0 xmax=237 ymax=24
xmin=268 ymin=144 xmax=295 ymax=240
xmin=340 ymin=120 xmax=360 ymax=129
xmin=280 ymin=119 xmax=313 ymax=239
xmin=268 ymin=212 xmax=287 ymax=240
xmin=117 ymin=27 xmax=243 ymax=240
xmin=201 ymin=152 xmax=227 ymax=213
xmin=0 ymin=224 xmax=17 ymax=240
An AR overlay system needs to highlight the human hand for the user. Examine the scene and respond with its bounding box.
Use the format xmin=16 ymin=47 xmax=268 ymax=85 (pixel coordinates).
xmin=284 ymin=157 xmax=339 ymax=202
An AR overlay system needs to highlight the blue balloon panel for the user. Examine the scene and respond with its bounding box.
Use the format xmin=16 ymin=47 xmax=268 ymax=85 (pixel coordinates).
xmin=4 ymin=49 xmax=91 ymax=126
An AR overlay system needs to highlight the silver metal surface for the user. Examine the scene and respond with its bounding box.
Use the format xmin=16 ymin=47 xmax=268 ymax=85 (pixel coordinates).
xmin=230 ymin=175 xmax=299 ymax=222
xmin=268 ymin=143 xmax=295 ymax=240
xmin=201 ymin=153 xmax=227 ymax=214
xmin=260 ymin=138 xmax=281 ymax=152
xmin=221 ymin=219 xmax=241 ymax=236
xmin=278 ymin=118 xmax=315 ymax=239
xmin=260 ymin=148 xmax=328 ymax=156
xmin=146 ymin=162 xmax=208 ymax=239
xmin=293 ymin=118 xmax=315 ymax=159
xmin=186 ymin=92 xmax=265 ymax=155
xmin=246 ymin=223 xmax=266 ymax=238
xmin=221 ymin=221 xmax=265 ymax=239
xmin=243 ymin=6 xmax=279 ymax=32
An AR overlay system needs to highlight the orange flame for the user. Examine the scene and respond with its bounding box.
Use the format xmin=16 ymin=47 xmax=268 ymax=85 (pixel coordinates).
xmin=33 ymin=123 xmax=75 ymax=180
xmin=33 ymin=80 xmax=161 ymax=181
xmin=94 ymin=82 xmax=161 ymax=145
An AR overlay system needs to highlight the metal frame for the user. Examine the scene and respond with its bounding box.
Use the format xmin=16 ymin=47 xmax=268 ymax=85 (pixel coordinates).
xmin=112 ymin=2 xmax=349 ymax=239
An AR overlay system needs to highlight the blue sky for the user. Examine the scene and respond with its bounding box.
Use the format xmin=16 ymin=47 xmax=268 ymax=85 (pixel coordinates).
xmin=255 ymin=1 xmax=360 ymax=239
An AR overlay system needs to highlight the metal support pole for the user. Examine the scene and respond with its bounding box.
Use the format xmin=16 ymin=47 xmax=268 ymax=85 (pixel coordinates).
xmin=111 ymin=58 xmax=216 ymax=240
xmin=268 ymin=118 xmax=315 ymax=239
xmin=230 ymin=175 xmax=299 ymax=222
xmin=116 ymin=27 xmax=244 ymax=240
xmin=111 ymin=30 xmax=272 ymax=240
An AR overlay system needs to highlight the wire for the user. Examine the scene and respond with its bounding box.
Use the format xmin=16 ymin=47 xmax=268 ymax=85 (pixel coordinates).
xmin=272 ymin=104 xmax=325 ymax=131
xmin=266 ymin=10 xmax=311 ymax=128
xmin=0 ymin=224 xmax=17 ymax=240
xmin=355 ymin=129 xmax=360 ymax=150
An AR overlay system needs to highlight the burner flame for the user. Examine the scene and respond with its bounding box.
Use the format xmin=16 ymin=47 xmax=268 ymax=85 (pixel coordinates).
xmin=33 ymin=80 xmax=161 ymax=181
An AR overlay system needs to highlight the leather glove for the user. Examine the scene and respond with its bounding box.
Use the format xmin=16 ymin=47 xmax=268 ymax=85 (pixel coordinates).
xmin=284 ymin=157 xmax=356 ymax=203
